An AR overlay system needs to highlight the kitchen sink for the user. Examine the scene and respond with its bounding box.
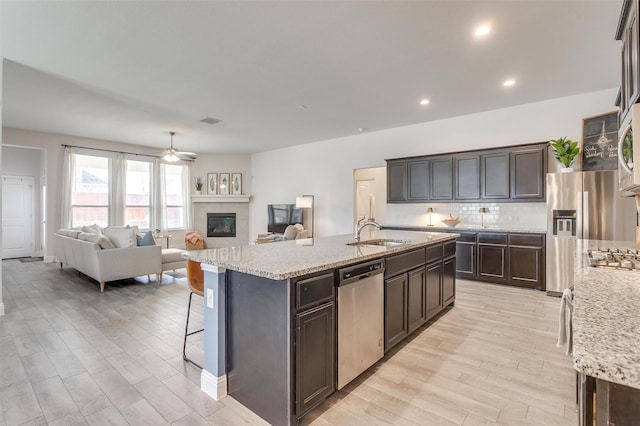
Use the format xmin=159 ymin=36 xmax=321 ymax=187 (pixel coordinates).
xmin=347 ymin=239 xmax=408 ymax=247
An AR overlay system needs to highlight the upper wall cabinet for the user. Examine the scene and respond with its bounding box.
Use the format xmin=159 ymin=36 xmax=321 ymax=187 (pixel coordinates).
xmin=407 ymin=159 xmax=430 ymax=201
xmin=430 ymin=156 xmax=454 ymax=201
xmin=481 ymin=151 xmax=510 ymax=199
xmin=387 ymin=160 xmax=408 ymax=202
xmin=617 ymin=0 xmax=640 ymax=123
xmin=386 ymin=143 xmax=547 ymax=203
xmin=510 ymin=146 xmax=546 ymax=200
xmin=455 ymin=154 xmax=480 ymax=200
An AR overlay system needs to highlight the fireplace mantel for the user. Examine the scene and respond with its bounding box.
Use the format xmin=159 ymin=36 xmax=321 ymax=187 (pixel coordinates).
xmin=192 ymin=195 xmax=251 ymax=203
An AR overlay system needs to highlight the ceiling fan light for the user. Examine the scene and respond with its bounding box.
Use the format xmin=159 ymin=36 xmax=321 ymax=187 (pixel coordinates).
xmin=163 ymin=152 xmax=179 ymax=162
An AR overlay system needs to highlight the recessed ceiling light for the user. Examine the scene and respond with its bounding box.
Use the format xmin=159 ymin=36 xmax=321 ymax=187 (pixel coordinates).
xmin=419 ymin=99 xmax=431 ymax=105
xmin=503 ymin=79 xmax=516 ymax=87
xmin=358 ymin=127 xmax=366 ymax=132
xmin=474 ymin=25 xmax=491 ymax=37
xmin=298 ymin=105 xmax=308 ymax=110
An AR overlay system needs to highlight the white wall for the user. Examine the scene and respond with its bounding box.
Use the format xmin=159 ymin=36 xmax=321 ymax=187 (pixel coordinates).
xmin=191 ymin=153 xmax=252 ymax=196
xmin=0 ymin=53 xmax=4 ymax=315
xmin=2 ymin=145 xmax=45 ymax=254
xmin=250 ymin=89 xmax=618 ymax=239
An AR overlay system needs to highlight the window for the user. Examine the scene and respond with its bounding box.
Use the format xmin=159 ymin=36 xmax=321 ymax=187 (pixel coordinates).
xmin=164 ymin=164 xmax=186 ymax=229
xmin=71 ymin=154 xmax=109 ymax=227
xmin=125 ymin=160 xmax=151 ymax=229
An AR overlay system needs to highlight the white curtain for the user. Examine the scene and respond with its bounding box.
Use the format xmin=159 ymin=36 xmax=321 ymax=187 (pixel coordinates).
xmin=183 ymin=163 xmax=192 ymax=230
xmin=60 ymin=147 xmax=75 ymax=229
xmin=111 ymin=153 xmax=127 ymax=225
xmin=151 ymin=159 xmax=168 ymax=232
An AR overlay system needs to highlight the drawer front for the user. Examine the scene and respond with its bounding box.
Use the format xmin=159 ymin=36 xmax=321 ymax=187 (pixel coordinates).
xmin=456 ymin=232 xmax=477 ymax=243
xmin=426 ymin=244 xmax=443 ymax=262
xmin=509 ymin=233 xmax=544 ymax=247
xmin=385 ymin=248 xmax=425 ymax=277
xmin=296 ymin=272 xmax=335 ymax=311
xmin=478 ymin=233 xmax=508 ymax=245
xmin=443 ymin=241 xmax=456 ymax=258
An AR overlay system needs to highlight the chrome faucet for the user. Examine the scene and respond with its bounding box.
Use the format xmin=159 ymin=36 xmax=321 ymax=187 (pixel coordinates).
xmin=354 ymin=215 xmax=381 ymax=242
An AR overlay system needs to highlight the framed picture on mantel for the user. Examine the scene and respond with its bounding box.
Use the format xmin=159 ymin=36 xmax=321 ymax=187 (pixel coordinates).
xmin=232 ymin=173 xmax=242 ymax=195
xmin=219 ymin=173 xmax=230 ymax=195
xmin=581 ymin=111 xmax=619 ymax=171
xmin=207 ymin=173 xmax=218 ymax=195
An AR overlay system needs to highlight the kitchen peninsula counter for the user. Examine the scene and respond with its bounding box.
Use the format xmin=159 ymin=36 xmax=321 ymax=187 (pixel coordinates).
xmin=184 ymin=229 xmax=457 ymax=279
xmin=183 ymin=230 xmax=458 ymax=425
xmin=572 ymin=239 xmax=640 ymax=389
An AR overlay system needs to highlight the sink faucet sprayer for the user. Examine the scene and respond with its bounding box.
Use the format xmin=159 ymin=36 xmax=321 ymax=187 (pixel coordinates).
xmin=354 ymin=215 xmax=381 ymax=242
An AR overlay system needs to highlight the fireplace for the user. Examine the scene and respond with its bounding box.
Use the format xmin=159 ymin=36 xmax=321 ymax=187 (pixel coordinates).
xmin=207 ymin=213 xmax=236 ymax=237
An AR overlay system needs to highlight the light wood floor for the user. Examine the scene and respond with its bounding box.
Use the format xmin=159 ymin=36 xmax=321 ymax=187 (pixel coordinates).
xmin=0 ymin=259 xmax=575 ymax=425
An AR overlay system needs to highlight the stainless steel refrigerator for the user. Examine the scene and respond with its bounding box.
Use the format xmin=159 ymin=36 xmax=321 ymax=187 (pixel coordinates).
xmin=546 ymin=170 xmax=637 ymax=295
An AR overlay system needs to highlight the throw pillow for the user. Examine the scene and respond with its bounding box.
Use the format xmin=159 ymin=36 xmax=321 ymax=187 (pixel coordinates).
xmin=283 ymin=225 xmax=299 ymax=240
xmin=79 ymin=232 xmax=115 ymax=249
xmin=136 ymin=231 xmax=156 ymax=246
xmin=103 ymin=227 xmax=136 ymax=248
xmin=81 ymin=224 xmax=102 ymax=235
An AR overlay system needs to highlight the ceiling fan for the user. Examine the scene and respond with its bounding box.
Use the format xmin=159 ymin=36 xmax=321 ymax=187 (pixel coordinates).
xmin=161 ymin=132 xmax=197 ymax=162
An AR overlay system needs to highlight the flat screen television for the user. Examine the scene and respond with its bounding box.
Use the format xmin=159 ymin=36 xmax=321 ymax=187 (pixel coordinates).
xmin=267 ymin=204 xmax=303 ymax=233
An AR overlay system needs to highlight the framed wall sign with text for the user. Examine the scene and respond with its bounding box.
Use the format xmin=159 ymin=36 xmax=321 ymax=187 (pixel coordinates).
xmin=581 ymin=111 xmax=619 ymax=171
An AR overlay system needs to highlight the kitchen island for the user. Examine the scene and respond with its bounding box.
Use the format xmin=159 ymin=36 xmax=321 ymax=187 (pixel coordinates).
xmin=571 ymin=239 xmax=640 ymax=425
xmin=184 ymin=229 xmax=457 ymax=425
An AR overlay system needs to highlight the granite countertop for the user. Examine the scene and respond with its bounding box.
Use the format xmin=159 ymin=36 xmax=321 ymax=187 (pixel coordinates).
xmin=383 ymin=224 xmax=546 ymax=234
xmin=572 ymin=239 xmax=640 ymax=389
xmin=183 ymin=230 xmax=457 ymax=280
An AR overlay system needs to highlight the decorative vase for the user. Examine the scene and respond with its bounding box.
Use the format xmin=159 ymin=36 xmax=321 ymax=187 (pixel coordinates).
xmin=560 ymin=167 xmax=575 ymax=173
xmin=196 ymin=190 xmax=202 ymax=195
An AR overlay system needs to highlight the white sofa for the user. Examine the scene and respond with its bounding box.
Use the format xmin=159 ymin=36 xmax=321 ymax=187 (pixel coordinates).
xmin=54 ymin=231 xmax=162 ymax=293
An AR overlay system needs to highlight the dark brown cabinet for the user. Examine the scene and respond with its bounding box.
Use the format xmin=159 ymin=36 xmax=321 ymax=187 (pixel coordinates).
xmin=508 ymin=233 xmax=545 ymax=289
xmin=510 ymin=147 xmax=546 ymax=200
xmin=482 ymin=152 xmax=510 ymax=199
xmin=407 ymin=267 xmax=426 ymax=333
xmin=386 ymin=142 xmax=546 ymax=204
xmin=387 ymin=160 xmax=407 ymax=202
xmin=442 ymin=256 xmax=456 ymax=306
xmin=617 ymin=0 xmax=640 ymax=122
xmin=384 ymin=273 xmax=408 ymax=350
xmin=455 ymin=155 xmax=480 ymax=200
xmin=477 ymin=233 xmax=508 ymax=282
xmin=295 ymin=302 xmax=335 ymax=417
xmin=425 ymin=260 xmax=442 ymax=319
xmin=430 ymin=156 xmax=454 ymax=200
xmin=293 ymin=272 xmax=336 ymax=418
xmin=408 ymin=159 xmax=430 ymax=201
xmin=447 ymin=230 xmax=545 ymax=289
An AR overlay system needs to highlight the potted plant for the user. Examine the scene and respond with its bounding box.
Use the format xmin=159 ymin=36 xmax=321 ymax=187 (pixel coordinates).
xmin=194 ymin=177 xmax=204 ymax=195
xmin=549 ymin=137 xmax=580 ymax=172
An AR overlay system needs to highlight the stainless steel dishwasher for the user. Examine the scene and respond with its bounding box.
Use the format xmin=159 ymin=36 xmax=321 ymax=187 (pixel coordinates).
xmin=337 ymin=259 xmax=385 ymax=389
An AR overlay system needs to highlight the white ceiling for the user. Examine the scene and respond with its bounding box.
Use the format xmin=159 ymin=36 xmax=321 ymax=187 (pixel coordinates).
xmin=1 ymin=0 xmax=623 ymax=155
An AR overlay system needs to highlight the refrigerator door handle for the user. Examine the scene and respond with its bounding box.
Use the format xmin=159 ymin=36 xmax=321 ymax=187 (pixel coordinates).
xmin=583 ymin=191 xmax=589 ymax=240
xmin=576 ymin=191 xmax=583 ymax=239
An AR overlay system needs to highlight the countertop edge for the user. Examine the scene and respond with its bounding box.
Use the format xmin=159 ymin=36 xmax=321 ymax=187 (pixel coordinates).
xmin=184 ymin=233 xmax=458 ymax=280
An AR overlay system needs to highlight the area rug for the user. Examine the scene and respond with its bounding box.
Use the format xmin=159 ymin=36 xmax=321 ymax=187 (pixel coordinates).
xmin=17 ymin=257 xmax=44 ymax=263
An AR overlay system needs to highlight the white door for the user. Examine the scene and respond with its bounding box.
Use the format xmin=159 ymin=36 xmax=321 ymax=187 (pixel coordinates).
xmin=2 ymin=176 xmax=34 ymax=259
xmin=353 ymin=166 xmax=387 ymax=227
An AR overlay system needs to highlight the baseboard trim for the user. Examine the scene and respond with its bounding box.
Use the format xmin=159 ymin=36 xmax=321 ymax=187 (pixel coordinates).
xmin=44 ymin=256 xmax=56 ymax=263
xmin=201 ymin=369 xmax=227 ymax=400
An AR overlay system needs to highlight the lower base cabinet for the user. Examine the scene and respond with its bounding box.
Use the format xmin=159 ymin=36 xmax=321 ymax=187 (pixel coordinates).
xmin=443 ymin=256 xmax=456 ymax=306
xmin=425 ymin=260 xmax=442 ymax=319
xmin=384 ymin=273 xmax=409 ymax=350
xmin=407 ymin=267 xmax=427 ymax=333
xmin=295 ymin=302 xmax=335 ymax=417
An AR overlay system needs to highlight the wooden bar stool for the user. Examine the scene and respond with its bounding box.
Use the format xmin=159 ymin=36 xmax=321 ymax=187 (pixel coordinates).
xmin=183 ymin=259 xmax=204 ymax=369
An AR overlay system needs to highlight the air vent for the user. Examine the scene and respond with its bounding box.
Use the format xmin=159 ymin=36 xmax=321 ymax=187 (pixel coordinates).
xmin=200 ymin=117 xmax=221 ymax=125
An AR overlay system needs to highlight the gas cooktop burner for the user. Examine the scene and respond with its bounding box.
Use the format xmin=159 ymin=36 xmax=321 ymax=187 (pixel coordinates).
xmin=587 ymin=248 xmax=640 ymax=271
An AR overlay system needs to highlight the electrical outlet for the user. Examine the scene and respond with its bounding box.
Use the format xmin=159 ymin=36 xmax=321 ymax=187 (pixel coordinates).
xmin=207 ymin=289 xmax=214 ymax=309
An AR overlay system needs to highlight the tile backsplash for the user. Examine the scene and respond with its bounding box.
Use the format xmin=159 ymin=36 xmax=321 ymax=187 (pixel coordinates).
xmin=386 ymin=202 xmax=546 ymax=231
